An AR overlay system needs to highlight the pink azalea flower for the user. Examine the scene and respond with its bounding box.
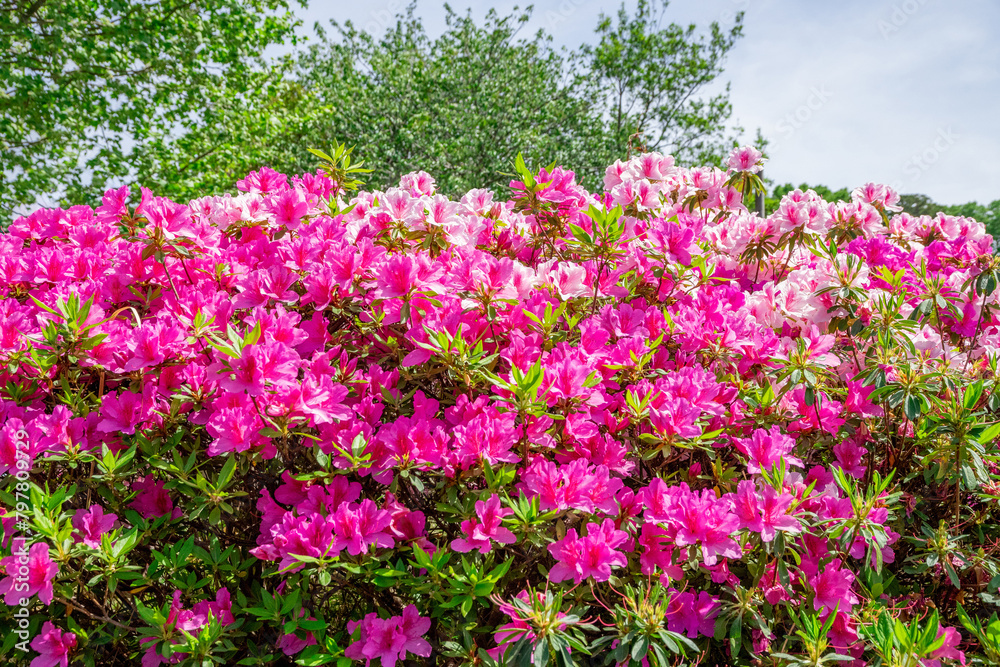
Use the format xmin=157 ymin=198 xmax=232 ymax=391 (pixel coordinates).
xmin=824 ymin=610 xmax=861 ymax=660
xmin=269 ymin=188 xmax=309 ymax=229
xmin=670 ymin=486 xmax=741 ymax=566
xmin=548 ymin=519 xmax=629 ymax=584
xmin=844 ymin=380 xmax=881 ymax=417
xmin=141 ymin=589 xmax=235 ymax=667
xmin=665 ymin=589 xmax=721 ymax=639
xmin=236 ymin=166 xmax=288 ymax=194
xmin=30 ymin=621 xmax=77 ymax=667
xmin=96 ymin=390 xmax=150 ymax=435
xmin=95 ymin=184 xmax=130 ymax=225
xmin=833 ymin=438 xmax=868 ymax=479
xmin=213 ymin=340 xmax=300 ymax=396
xmin=638 ymin=522 xmax=684 ymax=583
xmin=732 ymin=481 xmax=801 ymax=542
xmin=808 ymin=558 xmax=859 ymax=614
xmin=733 ymin=426 xmax=803 ymax=474
xmin=251 ymin=513 xmax=337 ymax=572
xmin=186 ymin=588 xmax=235 ymax=629
xmin=130 ymin=475 xmax=181 ymax=520
xmin=372 ymin=254 xmax=418 ymax=300
xmin=332 ymin=499 xmax=395 ymax=556
xmin=72 ymin=505 xmax=118 ymax=548
xmin=521 ymin=459 xmax=623 ymax=514
xmin=205 ymin=398 xmax=269 ymax=457
xmin=1 ymin=504 xmax=15 ymax=550
xmin=0 ymin=540 xmax=58 ymax=605
xmin=452 ymin=494 xmax=516 ymax=554
xmin=383 ymin=493 xmax=434 ymax=552
xmin=923 ymin=626 xmax=965 ymax=667
xmin=783 ymin=386 xmax=846 ymax=436
xmin=851 ymin=182 xmax=902 ymax=212
xmin=726 ymin=145 xmax=765 ymax=173
xmin=122 ymin=320 xmax=185 ymax=372
xmin=345 ymin=605 xmax=431 ymax=667
xmin=142 ymin=196 xmax=197 ymax=241
xmin=400 ymin=170 xmax=437 ymax=196
xmin=450 ymin=410 xmax=521 ymax=470
xmin=0 ymin=418 xmax=43 ymax=477
xmin=277 ymin=610 xmax=319 ymax=656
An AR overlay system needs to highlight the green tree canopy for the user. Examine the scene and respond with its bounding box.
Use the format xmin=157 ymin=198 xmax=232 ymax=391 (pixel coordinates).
xmin=0 ymin=0 xmax=303 ymax=213
xmin=581 ymin=0 xmax=744 ymax=167
xmin=113 ymin=0 xmax=748 ymax=202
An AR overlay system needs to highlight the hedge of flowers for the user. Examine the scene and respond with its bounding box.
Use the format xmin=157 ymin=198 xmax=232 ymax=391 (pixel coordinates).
xmin=1 ymin=143 xmax=1000 ymax=667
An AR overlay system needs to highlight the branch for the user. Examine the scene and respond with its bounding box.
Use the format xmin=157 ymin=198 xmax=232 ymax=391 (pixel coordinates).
xmin=55 ymin=596 xmax=138 ymax=631
xmin=20 ymin=0 xmax=47 ymax=20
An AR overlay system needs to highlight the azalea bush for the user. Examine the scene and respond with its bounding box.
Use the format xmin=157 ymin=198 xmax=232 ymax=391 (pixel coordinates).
xmin=1 ymin=142 xmax=1000 ymax=667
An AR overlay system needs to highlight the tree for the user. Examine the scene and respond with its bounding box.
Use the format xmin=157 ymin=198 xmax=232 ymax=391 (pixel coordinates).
xmin=898 ymin=193 xmax=939 ymax=217
xmin=580 ymin=0 xmax=745 ymax=168
xmin=0 ymin=0 xmax=303 ymax=214
xmin=117 ymin=1 xmax=747 ymax=202
xmin=292 ymin=4 xmax=608 ymax=196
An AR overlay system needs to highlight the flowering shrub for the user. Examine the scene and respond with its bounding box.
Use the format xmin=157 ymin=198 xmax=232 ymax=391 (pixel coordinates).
xmin=1 ymin=143 xmax=1000 ymax=667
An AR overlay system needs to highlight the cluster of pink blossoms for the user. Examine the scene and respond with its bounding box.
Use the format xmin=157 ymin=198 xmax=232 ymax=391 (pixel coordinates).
xmin=345 ymin=605 xmax=431 ymax=667
xmin=1 ymin=143 xmax=991 ymax=665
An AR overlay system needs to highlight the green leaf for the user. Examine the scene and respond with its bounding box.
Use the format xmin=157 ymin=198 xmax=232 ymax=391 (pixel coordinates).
xmin=973 ymin=422 xmax=1000 ymax=445
xmin=217 ymin=456 xmax=237 ymax=488
xmin=729 ymin=613 xmax=743 ymax=658
xmin=964 ymin=381 xmax=985 ymax=410
xmin=532 ymin=638 xmax=549 ymax=667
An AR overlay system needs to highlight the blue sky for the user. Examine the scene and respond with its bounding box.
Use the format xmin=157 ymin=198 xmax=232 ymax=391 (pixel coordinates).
xmin=290 ymin=0 xmax=999 ymax=205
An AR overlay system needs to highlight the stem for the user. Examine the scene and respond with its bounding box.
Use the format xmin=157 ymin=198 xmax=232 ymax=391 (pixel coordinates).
xmin=777 ymin=234 xmax=798 ymax=283
xmin=591 ymin=258 xmax=604 ymax=317
xmin=955 ymin=440 xmax=963 ymax=524
xmin=177 ymin=255 xmax=195 ymax=285
xmin=845 ymin=330 xmax=864 ymax=376
xmin=55 ymin=597 xmax=136 ymax=631
xmin=813 ymin=392 xmax=824 ymax=433
xmin=962 ymin=288 xmax=988 ymax=375
xmin=934 ymin=304 xmax=950 ymax=361
xmin=160 ymin=257 xmax=182 ymax=302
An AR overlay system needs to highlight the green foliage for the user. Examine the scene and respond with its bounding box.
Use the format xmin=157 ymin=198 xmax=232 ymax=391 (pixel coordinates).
xmin=90 ymin=1 xmax=745 ymax=203
xmin=957 ymin=604 xmax=1000 ymax=664
xmin=592 ymin=582 xmax=699 ymax=666
xmin=771 ymin=605 xmax=855 ymax=667
xmin=860 ymin=609 xmax=949 ymax=667
xmin=581 ymin=0 xmax=745 ymax=167
xmin=0 ymin=0 xmax=304 ymax=213
xmin=493 ymin=587 xmax=597 ymax=667
xmin=307 ymin=141 xmax=372 ymax=198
